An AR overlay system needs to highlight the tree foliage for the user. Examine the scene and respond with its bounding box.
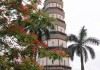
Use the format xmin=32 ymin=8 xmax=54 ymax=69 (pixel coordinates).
xmin=0 ymin=0 xmax=67 ymax=70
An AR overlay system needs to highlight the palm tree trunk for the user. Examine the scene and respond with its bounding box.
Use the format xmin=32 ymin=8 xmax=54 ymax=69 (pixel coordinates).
xmin=80 ymin=48 xmax=84 ymax=70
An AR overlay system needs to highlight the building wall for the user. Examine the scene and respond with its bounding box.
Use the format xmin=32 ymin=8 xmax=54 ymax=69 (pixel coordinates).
xmin=46 ymin=3 xmax=62 ymax=9
xmin=39 ymin=57 xmax=69 ymax=66
xmin=59 ymin=39 xmax=67 ymax=48
xmin=58 ymin=25 xmax=65 ymax=33
xmin=49 ymin=13 xmax=64 ymax=20
xmin=44 ymin=8 xmax=65 ymax=18
xmin=50 ymin=25 xmax=65 ymax=33
xmin=44 ymin=39 xmax=67 ymax=48
xmin=44 ymin=0 xmax=63 ymax=8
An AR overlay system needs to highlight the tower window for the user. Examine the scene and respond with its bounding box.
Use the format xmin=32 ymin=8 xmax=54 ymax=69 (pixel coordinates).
xmin=52 ymin=42 xmax=54 ymax=46
xmin=51 ymin=15 xmax=54 ymax=17
xmin=50 ymin=14 xmax=56 ymax=18
xmin=61 ymin=28 xmax=62 ymax=32
xmin=50 ymin=3 xmax=56 ymax=7
xmin=57 ymin=4 xmax=62 ymax=8
xmin=62 ymin=43 xmax=63 ymax=47
xmin=59 ymin=16 xmax=61 ymax=19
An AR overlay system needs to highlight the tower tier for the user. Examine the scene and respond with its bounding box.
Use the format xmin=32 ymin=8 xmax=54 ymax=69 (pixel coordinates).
xmin=44 ymin=0 xmax=63 ymax=8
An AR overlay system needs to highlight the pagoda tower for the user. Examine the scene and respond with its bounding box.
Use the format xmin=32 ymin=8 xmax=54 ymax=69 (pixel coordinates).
xmin=39 ymin=0 xmax=71 ymax=70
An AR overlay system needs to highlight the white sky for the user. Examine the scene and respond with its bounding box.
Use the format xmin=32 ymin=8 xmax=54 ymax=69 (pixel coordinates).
xmin=64 ymin=0 xmax=100 ymax=70
xmin=41 ymin=0 xmax=100 ymax=70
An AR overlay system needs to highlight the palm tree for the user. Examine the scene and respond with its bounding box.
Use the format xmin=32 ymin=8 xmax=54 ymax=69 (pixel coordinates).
xmin=67 ymin=26 xmax=100 ymax=70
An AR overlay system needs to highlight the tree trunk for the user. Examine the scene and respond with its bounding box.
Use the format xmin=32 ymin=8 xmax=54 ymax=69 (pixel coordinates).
xmin=80 ymin=48 xmax=84 ymax=70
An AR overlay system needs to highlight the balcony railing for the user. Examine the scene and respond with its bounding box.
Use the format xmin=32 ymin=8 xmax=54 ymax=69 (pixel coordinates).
xmin=44 ymin=65 xmax=71 ymax=70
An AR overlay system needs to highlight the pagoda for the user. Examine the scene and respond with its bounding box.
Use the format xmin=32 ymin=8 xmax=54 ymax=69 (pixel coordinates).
xmin=39 ymin=0 xmax=71 ymax=70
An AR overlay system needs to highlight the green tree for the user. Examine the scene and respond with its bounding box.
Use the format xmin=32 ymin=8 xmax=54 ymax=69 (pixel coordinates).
xmin=0 ymin=0 xmax=67 ymax=70
xmin=67 ymin=26 xmax=100 ymax=70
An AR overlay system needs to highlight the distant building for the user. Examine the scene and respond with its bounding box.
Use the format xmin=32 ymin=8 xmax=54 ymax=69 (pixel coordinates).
xmin=39 ymin=0 xmax=71 ymax=70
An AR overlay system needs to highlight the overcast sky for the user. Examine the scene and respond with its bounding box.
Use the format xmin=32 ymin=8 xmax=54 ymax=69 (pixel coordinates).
xmin=42 ymin=0 xmax=100 ymax=70
xmin=64 ymin=0 xmax=100 ymax=70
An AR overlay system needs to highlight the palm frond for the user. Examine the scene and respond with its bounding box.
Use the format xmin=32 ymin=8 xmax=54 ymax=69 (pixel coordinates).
xmin=43 ymin=28 xmax=50 ymax=40
xmin=76 ymin=45 xmax=81 ymax=57
xmin=82 ymin=47 xmax=88 ymax=62
xmin=68 ymin=44 xmax=78 ymax=50
xmin=85 ymin=45 xmax=95 ymax=59
xmin=68 ymin=34 xmax=78 ymax=43
xmin=70 ymin=47 xmax=76 ymax=61
xmin=83 ymin=37 xmax=100 ymax=45
xmin=68 ymin=44 xmax=77 ymax=61
xmin=79 ymin=26 xmax=87 ymax=41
